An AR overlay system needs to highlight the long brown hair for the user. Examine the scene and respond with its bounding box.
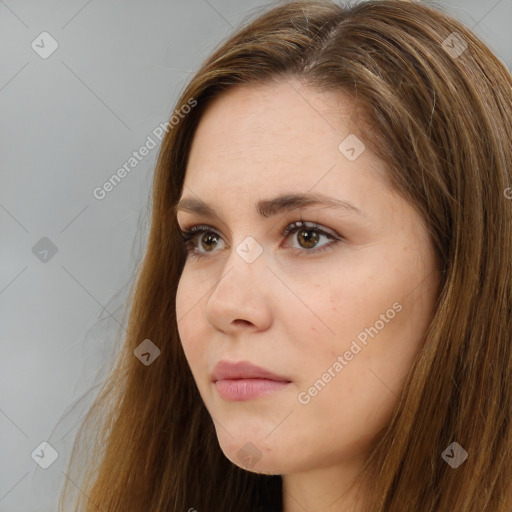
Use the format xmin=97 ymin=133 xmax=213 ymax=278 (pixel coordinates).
xmin=57 ymin=1 xmax=512 ymax=510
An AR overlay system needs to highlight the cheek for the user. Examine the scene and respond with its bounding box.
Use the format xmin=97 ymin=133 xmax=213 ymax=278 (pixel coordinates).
xmin=175 ymin=275 xmax=187 ymax=322
xmin=290 ymin=266 xmax=388 ymax=356
xmin=175 ymin=272 xmax=200 ymax=356
xmin=295 ymin=259 xmax=429 ymax=390
xmin=175 ymin=270 xmax=216 ymax=377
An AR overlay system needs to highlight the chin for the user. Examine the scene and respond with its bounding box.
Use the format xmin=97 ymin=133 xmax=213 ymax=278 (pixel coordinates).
xmin=216 ymin=433 xmax=293 ymax=474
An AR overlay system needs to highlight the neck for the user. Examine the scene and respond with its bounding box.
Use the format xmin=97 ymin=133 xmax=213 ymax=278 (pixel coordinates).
xmin=281 ymin=456 xmax=368 ymax=512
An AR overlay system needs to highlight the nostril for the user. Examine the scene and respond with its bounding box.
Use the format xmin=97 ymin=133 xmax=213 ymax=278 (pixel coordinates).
xmin=233 ymin=319 xmax=253 ymax=327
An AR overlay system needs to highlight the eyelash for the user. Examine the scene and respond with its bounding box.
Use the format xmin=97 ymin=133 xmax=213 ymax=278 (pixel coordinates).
xmin=178 ymin=220 xmax=342 ymax=260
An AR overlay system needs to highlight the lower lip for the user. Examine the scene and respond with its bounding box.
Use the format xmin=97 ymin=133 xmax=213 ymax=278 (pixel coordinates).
xmin=214 ymin=378 xmax=291 ymax=401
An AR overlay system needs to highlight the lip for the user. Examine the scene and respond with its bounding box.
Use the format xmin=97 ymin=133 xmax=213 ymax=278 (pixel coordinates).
xmin=211 ymin=360 xmax=292 ymax=401
xmin=211 ymin=360 xmax=290 ymax=382
xmin=215 ymin=379 xmax=290 ymax=401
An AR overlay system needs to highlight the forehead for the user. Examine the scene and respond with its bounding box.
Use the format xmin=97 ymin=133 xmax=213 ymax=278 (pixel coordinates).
xmin=184 ymin=80 xmax=370 ymax=185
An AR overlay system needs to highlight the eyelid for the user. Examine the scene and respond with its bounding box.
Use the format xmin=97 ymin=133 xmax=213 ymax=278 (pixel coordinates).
xmin=177 ymin=219 xmax=340 ymax=242
xmin=178 ymin=219 xmax=343 ymax=259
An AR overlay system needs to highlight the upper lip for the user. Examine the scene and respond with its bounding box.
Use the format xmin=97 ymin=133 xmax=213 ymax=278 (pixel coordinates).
xmin=211 ymin=360 xmax=291 ymax=382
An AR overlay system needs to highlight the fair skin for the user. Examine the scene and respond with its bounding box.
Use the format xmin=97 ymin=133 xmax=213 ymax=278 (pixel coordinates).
xmin=175 ymin=79 xmax=441 ymax=512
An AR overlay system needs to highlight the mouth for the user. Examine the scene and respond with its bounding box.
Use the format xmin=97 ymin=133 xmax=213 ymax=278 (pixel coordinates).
xmin=211 ymin=360 xmax=292 ymax=401
xmin=214 ymin=378 xmax=291 ymax=401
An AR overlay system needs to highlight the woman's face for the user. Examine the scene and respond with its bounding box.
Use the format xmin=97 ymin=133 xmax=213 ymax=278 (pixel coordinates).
xmin=175 ymin=79 xmax=440 ymax=479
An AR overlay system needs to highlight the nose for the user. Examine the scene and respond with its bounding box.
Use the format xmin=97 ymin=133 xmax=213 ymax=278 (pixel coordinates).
xmin=203 ymin=242 xmax=273 ymax=334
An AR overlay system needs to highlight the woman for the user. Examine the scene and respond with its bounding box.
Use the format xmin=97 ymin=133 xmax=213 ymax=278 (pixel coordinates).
xmin=58 ymin=1 xmax=512 ymax=510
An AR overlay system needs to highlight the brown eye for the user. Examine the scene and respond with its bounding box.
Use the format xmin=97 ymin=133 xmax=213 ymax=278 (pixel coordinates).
xmin=179 ymin=220 xmax=342 ymax=260
xmin=198 ymin=232 xmax=219 ymax=252
xmin=282 ymin=220 xmax=340 ymax=254
xmin=295 ymin=228 xmax=320 ymax=249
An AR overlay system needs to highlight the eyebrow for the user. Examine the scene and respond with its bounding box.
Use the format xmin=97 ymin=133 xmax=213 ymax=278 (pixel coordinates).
xmin=173 ymin=192 xmax=368 ymax=220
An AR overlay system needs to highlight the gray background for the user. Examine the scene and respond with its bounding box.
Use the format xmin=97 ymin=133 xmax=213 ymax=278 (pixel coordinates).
xmin=1 ymin=1 xmax=510 ymax=511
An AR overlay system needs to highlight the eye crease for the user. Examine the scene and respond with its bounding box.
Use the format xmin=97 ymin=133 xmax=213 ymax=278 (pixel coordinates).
xmin=178 ymin=219 xmax=343 ymax=260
